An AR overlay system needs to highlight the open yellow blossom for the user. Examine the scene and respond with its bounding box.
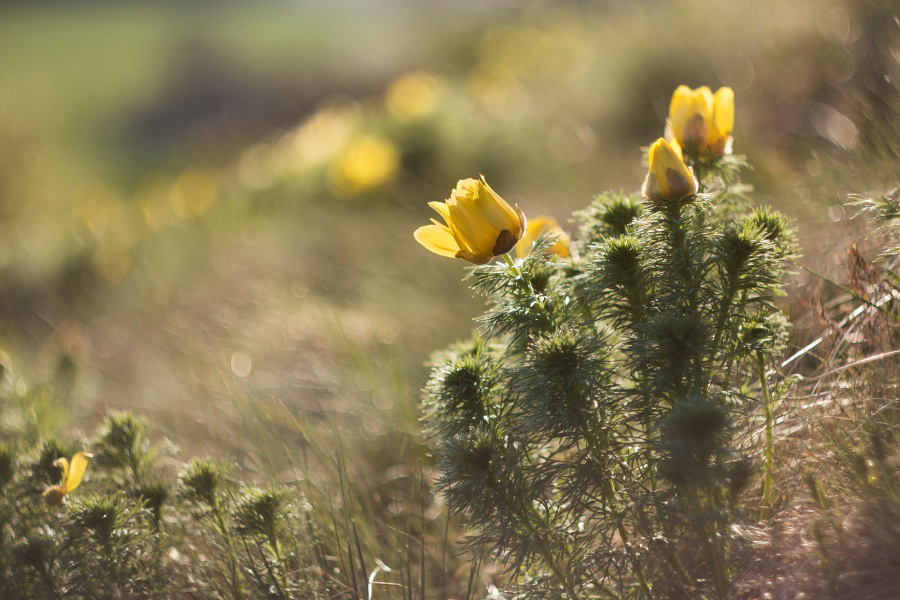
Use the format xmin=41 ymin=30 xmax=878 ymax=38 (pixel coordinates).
xmin=666 ymin=85 xmax=734 ymax=158
xmin=43 ymin=451 xmax=90 ymax=508
xmin=415 ymin=176 xmax=526 ymax=264
xmin=642 ymin=138 xmax=698 ymax=202
xmin=516 ymin=215 xmax=570 ymax=259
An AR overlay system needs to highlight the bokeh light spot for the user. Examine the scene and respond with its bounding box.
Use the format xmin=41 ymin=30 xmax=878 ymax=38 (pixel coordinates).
xmin=465 ymin=62 xmax=529 ymax=117
xmin=547 ymin=119 xmax=596 ymax=164
xmin=231 ymin=352 xmax=252 ymax=378
xmin=828 ymin=204 xmax=845 ymax=223
xmin=386 ymin=71 xmax=441 ymax=122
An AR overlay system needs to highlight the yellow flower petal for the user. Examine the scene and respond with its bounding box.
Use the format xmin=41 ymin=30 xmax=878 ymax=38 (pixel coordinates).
xmin=54 ymin=457 xmax=70 ymax=484
xmin=415 ymin=176 xmax=526 ymax=264
xmin=692 ymin=87 xmax=714 ymax=118
xmin=516 ymin=215 xmax=570 ymax=258
xmin=643 ymin=138 xmax=698 ymax=201
xmin=446 ymin=199 xmax=497 ymax=254
xmin=414 ymin=223 xmax=462 ymax=258
xmin=668 ymin=85 xmax=694 ymax=146
xmin=447 ymin=178 xmax=520 ymax=256
xmin=428 ymin=200 xmax=451 ymax=224
xmin=475 ymin=176 xmax=521 ymax=232
xmin=455 ymin=249 xmax=494 ymax=265
xmin=66 ymin=452 xmax=90 ymax=493
xmin=713 ymin=86 xmax=734 ymax=138
xmin=666 ymin=85 xmax=735 ymax=158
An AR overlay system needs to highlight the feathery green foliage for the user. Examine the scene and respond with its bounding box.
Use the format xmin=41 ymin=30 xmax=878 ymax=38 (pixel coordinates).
xmin=0 ymin=405 xmax=327 ymax=600
xmin=424 ymin=150 xmax=797 ymax=599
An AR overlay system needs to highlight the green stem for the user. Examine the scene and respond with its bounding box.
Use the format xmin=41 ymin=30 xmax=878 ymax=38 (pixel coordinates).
xmin=213 ymin=503 xmax=244 ymax=600
xmin=616 ymin=522 xmax=655 ymax=600
xmin=666 ymin=204 xmax=693 ymax=302
xmin=501 ymin=252 xmax=553 ymax=330
xmin=757 ymin=352 xmax=775 ymax=519
xmin=707 ymin=272 xmax=740 ymax=391
xmin=665 ymin=204 xmax=705 ymax=397
xmin=706 ymin=489 xmax=730 ymax=599
xmin=501 ymin=251 xmax=520 ymax=274
xmin=503 ymin=496 xmax=582 ymax=599
xmin=578 ymin=423 xmax=664 ymax=598
xmin=687 ymin=483 xmax=730 ymax=599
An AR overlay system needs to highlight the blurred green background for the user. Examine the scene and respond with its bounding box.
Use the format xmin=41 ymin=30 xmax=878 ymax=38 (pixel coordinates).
xmin=0 ymin=0 xmax=897 ymax=483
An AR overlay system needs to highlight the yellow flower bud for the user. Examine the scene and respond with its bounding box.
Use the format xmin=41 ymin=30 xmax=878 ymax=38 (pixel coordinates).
xmin=642 ymin=138 xmax=698 ymax=202
xmin=666 ymin=85 xmax=734 ymax=158
xmin=516 ymin=215 xmax=570 ymax=259
xmin=415 ymin=176 xmax=527 ymax=264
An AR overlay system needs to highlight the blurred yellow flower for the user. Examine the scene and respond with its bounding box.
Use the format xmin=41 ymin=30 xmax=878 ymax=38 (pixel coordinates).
xmin=292 ymin=103 xmax=359 ymax=165
xmin=666 ymin=85 xmax=734 ymax=157
xmin=329 ymin=135 xmax=400 ymax=196
xmin=43 ymin=451 xmax=90 ymax=508
xmin=386 ymin=71 xmax=441 ymax=122
xmin=465 ymin=63 xmax=529 ymax=118
xmin=171 ymin=170 xmax=217 ymax=219
xmin=642 ymin=138 xmax=698 ymax=202
xmin=516 ymin=215 xmax=570 ymax=259
xmin=415 ymin=176 xmax=526 ymax=265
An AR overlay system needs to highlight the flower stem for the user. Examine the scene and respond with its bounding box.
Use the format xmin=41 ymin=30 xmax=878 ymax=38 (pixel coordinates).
xmin=757 ymin=352 xmax=775 ymax=519
xmin=501 ymin=252 xmax=553 ymax=330
xmin=501 ymin=252 xmax=519 ymax=273
xmin=213 ymin=502 xmax=244 ymax=600
xmin=506 ymin=498 xmax=582 ymax=599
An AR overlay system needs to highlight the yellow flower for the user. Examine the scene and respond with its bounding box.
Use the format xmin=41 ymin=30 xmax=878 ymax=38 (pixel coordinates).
xmin=386 ymin=71 xmax=441 ymax=122
xmin=642 ymin=138 xmax=699 ymax=202
xmin=329 ymin=135 xmax=399 ymax=197
xmin=516 ymin=215 xmax=570 ymax=259
xmin=666 ymin=85 xmax=734 ymax=157
xmin=43 ymin=451 xmax=90 ymax=508
xmin=414 ymin=176 xmax=526 ymax=265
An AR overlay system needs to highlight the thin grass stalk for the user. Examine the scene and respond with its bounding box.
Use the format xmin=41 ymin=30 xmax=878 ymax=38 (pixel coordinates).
xmin=215 ymin=507 xmax=243 ymax=600
xmin=757 ymin=352 xmax=775 ymax=519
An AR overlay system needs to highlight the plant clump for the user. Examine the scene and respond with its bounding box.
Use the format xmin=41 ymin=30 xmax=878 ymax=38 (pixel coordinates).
xmin=420 ymin=85 xmax=798 ymax=599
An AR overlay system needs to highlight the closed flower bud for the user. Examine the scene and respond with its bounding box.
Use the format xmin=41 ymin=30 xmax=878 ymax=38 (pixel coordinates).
xmin=415 ymin=176 xmax=527 ymax=264
xmin=642 ymin=138 xmax=698 ymax=202
xmin=515 ymin=215 xmax=571 ymax=259
xmin=666 ymin=85 xmax=734 ymax=158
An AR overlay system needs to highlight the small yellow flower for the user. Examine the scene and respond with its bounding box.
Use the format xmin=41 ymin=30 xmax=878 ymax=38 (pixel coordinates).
xmin=43 ymin=451 xmax=90 ymax=508
xmin=666 ymin=85 xmax=734 ymax=158
xmin=516 ymin=215 xmax=570 ymax=259
xmin=642 ymin=138 xmax=699 ymax=202
xmin=414 ymin=176 xmax=526 ymax=265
